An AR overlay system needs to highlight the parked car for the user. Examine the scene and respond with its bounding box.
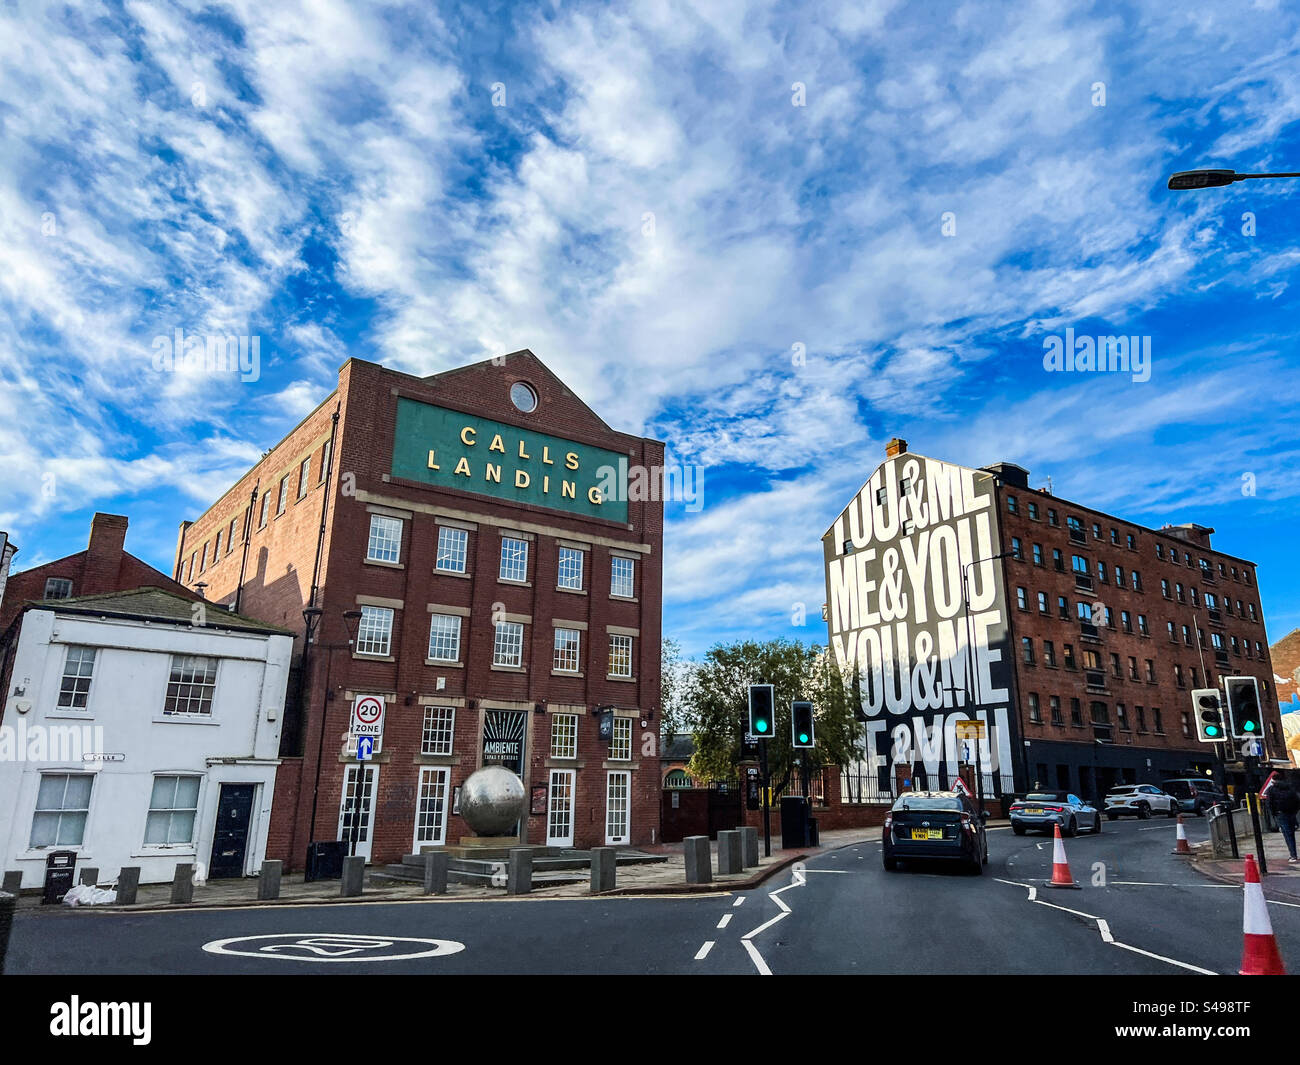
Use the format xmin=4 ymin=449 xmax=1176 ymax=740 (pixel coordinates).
xmin=883 ymin=791 xmax=989 ymax=874
xmin=1161 ymin=778 xmax=1226 ymax=816
xmin=1104 ymin=784 xmax=1178 ymax=820
xmin=1009 ymin=791 xmax=1101 ymax=836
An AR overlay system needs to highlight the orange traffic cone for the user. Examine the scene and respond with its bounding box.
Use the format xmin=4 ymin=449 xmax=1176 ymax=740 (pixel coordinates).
xmin=1046 ymin=822 xmax=1080 ymax=889
xmin=1172 ymin=815 xmax=1192 ymax=855
xmin=1240 ymin=854 xmax=1286 ymax=975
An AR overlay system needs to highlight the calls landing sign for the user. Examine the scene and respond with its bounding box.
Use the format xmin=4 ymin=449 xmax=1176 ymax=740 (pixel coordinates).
xmin=391 ymin=397 xmax=630 ymax=523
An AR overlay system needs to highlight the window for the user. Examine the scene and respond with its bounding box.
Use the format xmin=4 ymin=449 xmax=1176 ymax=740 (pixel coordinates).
xmin=1211 ymin=631 xmax=1224 ymax=650
xmin=259 ymin=490 xmax=271 ymax=528
xmin=367 ymin=514 xmax=403 ymax=564
xmin=1249 ymin=602 xmax=1258 ymax=621
xmin=427 ymin=614 xmax=462 ymax=663
xmin=557 ymin=546 xmax=584 ymax=590
xmin=553 ymin=628 xmax=581 ymax=673
xmin=1047 ymin=508 xmax=1059 ymax=526
xmin=1077 ymin=600 xmax=1093 ymax=622
xmin=56 ymin=646 xmax=96 ymax=710
xmin=1128 ymin=656 xmax=1140 ymax=680
xmin=1145 ymin=659 xmax=1156 ymax=682
xmin=1176 ymin=582 xmax=1185 ymax=603
xmin=609 ymin=634 xmax=634 ymax=677
xmin=1126 ymin=533 xmax=1136 ymax=551
xmin=1138 ymin=614 xmax=1149 ymax=636
xmin=1011 ymin=537 xmax=1023 ymax=560
xmin=436 ymin=526 xmax=468 ymax=573
xmin=1050 ymin=696 xmax=1062 ymax=725
xmin=199 ymin=543 xmax=208 ymax=572
xmin=1022 ymin=637 xmax=1035 ymax=664
xmin=421 ymin=706 xmax=455 ymax=756
xmin=1063 ymin=644 xmax=1077 ymax=670
xmin=1092 ymin=522 xmax=1102 ymax=540
xmin=493 ymin=621 xmax=524 ymax=667
xmin=356 ymin=606 xmax=394 ymax=657
xmin=610 ymin=717 xmax=632 ymax=760
xmin=319 ymin=439 xmax=331 ymax=482
xmin=1153 ymin=707 xmax=1163 ymax=734
xmin=1043 ymin=640 xmax=1056 ymax=666
xmin=1072 ymin=554 xmax=1088 ymax=575
xmin=415 ymin=767 xmax=451 ymax=847
xmin=1174 ymin=664 xmax=1185 ymax=688
xmin=611 ymin=556 xmax=635 ymax=598
xmin=1116 ymin=703 xmax=1128 ymax=730
xmin=1052 ymin=548 xmax=1064 ymax=572
xmin=277 ymin=475 xmax=290 ymax=515
xmin=1157 ymin=543 xmax=1166 ymax=559
xmin=1110 ymin=527 xmax=1119 ymax=545
xmin=1182 ymin=625 xmax=1191 ymax=646
xmin=163 ymin=655 xmax=218 ymax=716
xmin=30 ymin=774 xmax=93 ymax=847
xmin=1006 ymin=494 xmax=1019 ymax=514
xmin=298 ymin=456 xmax=311 ymax=499
xmin=1109 ymin=652 xmax=1122 ymax=677
xmin=144 ymin=775 xmax=200 ymax=845
xmin=214 ymin=530 xmax=223 ymax=559
xmin=43 ymin=577 xmax=74 ymax=600
xmin=1114 ymin=565 xmax=1123 ymax=586
xmin=1017 ymin=587 xmax=1028 ymax=610
xmin=1058 ymin=595 xmax=1069 ymax=619
xmin=1181 ymin=711 xmax=1192 ymax=738
xmin=1032 ymin=543 xmax=1044 ymax=566
xmin=1028 ymin=502 xmax=1039 ymax=521
xmin=1083 ymin=649 xmax=1102 ymax=672
xmin=550 ymin=713 xmax=578 ymax=759
xmin=1121 ymin=610 xmax=1132 ymax=633
xmin=1161 ymin=578 xmax=1170 ymax=598
xmin=665 ymin=769 xmax=692 ymax=789
xmin=500 ymin=536 xmax=529 ymax=582
xmin=1096 ymin=560 xmax=1106 ymax=583
xmin=1104 ymin=606 xmax=1115 ymax=630
xmin=1028 ymin=692 xmax=1041 ymax=723
xmin=1037 ymin=591 xmax=1048 ymax=613
xmin=228 ymin=518 xmax=238 ymax=553
xmin=1166 ymin=620 xmax=1176 ymax=641
xmin=1070 ymin=698 xmax=1083 ymax=726
xmin=1190 ymin=586 xmax=1198 ymax=606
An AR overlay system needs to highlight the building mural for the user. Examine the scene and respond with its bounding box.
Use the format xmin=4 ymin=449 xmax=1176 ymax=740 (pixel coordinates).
xmin=822 ymin=450 xmax=1019 ymax=797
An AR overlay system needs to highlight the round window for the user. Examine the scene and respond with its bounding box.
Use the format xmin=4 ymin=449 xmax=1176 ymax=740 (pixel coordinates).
xmin=510 ymin=381 xmax=538 ymax=413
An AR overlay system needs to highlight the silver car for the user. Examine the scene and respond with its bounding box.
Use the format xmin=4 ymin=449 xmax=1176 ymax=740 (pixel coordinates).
xmin=1104 ymin=784 xmax=1178 ymax=820
xmin=1009 ymin=790 xmax=1102 ymax=836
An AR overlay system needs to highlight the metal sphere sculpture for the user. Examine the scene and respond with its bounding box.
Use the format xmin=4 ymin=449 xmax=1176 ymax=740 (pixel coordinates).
xmin=460 ymin=765 xmax=527 ymax=836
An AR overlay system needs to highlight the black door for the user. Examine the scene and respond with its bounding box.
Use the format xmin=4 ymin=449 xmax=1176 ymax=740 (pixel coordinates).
xmin=209 ymin=784 xmax=256 ymax=879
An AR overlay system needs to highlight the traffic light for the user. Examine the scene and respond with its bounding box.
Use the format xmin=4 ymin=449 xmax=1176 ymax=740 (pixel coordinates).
xmin=1224 ymin=676 xmax=1264 ymax=742
xmin=1191 ymin=688 xmax=1224 ymax=743
xmin=748 ymin=684 xmax=774 ymax=739
xmin=792 ymin=700 xmax=815 ymax=748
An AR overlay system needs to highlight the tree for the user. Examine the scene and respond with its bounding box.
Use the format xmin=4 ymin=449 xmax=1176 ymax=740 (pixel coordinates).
xmin=686 ymin=638 xmax=859 ymax=792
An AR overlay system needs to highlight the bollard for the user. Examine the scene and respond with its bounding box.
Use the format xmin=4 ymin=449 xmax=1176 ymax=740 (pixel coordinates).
xmin=0 ymin=891 xmax=14 ymax=977
xmin=116 ymin=867 xmax=140 ymax=906
xmin=507 ymin=848 xmax=533 ymax=895
xmin=717 ymin=830 xmax=743 ymax=875
xmin=684 ymin=835 xmax=712 ymax=884
xmin=422 ymin=852 xmax=448 ymax=895
xmin=170 ymin=863 xmax=194 ymax=904
xmin=1 ymin=871 xmax=21 ymax=895
xmin=78 ymin=867 xmax=99 ymax=887
xmin=257 ymin=860 xmax=283 ymax=901
xmin=589 ymin=847 xmax=616 ymax=893
xmin=340 ymin=856 xmax=365 ymax=897
xmin=740 ymin=826 xmax=760 ymax=869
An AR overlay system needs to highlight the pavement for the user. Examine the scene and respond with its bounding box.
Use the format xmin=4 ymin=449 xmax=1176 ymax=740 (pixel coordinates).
xmin=1189 ymin=819 xmax=1300 ymax=900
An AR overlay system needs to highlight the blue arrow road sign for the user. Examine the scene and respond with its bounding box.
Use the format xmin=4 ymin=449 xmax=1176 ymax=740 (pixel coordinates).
xmin=357 ymin=736 xmax=374 ymax=761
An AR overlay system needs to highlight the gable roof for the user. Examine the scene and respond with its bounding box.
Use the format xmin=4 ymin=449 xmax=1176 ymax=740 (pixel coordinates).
xmin=25 ymin=586 xmax=292 ymax=636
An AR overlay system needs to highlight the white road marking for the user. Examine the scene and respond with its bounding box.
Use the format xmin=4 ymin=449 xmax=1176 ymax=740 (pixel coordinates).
xmin=742 ymin=939 xmax=772 ymax=975
xmin=804 ymin=869 xmax=850 ymax=874
xmin=732 ymin=896 xmax=745 ymax=907
xmin=717 ymin=913 xmax=732 ymax=929
xmin=739 ymin=868 xmax=807 ymax=973
xmin=694 ymin=941 xmax=714 ymax=960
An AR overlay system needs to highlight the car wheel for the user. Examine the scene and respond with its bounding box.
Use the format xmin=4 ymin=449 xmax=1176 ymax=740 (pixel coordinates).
xmin=1012 ymin=823 xmax=1025 ymax=836
xmin=1091 ymin=813 xmax=1102 ymax=834
xmin=1065 ymin=816 xmax=1078 ymax=837
xmin=1107 ymin=812 xmax=1118 ymax=821
xmin=1137 ymin=802 xmax=1151 ymax=820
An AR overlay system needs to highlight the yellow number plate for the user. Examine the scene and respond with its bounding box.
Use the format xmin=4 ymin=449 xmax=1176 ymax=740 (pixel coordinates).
xmin=910 ymin=829 xmax=943 ymax=840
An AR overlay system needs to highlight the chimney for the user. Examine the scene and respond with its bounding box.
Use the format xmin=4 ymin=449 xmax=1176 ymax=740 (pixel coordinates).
xmin=84 ymin=513 xmax=129 ymax=593
xmin=885 ymin=437 xmax=908 ymax=458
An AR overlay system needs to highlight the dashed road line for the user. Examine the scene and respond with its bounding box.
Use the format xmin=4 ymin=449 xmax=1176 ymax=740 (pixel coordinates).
xmin=717 ymin=913 xmax=732 ymax=929
xmin=694 ymin=941 xmax=714 ymax=960
xmin=732 ymin=896 xmax=745 ymax=907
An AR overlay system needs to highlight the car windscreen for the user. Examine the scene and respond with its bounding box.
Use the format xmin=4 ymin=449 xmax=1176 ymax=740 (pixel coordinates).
xmin=1163 ymin=781 xmax=1191 ymax=795
xmin=1022 ymin=792 xmax=1064 ymax=801
xmin=892 ymin=797 xmax=962 ymax=812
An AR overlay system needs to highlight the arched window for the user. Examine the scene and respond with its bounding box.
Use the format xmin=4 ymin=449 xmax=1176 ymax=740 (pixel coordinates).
xmin=664 ymin=769 xmax=692 ymax=789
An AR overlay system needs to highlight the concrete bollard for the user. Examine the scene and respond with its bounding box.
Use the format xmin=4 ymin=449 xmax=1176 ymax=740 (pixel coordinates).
xmin=717 ymin=830 xmax=743 ymax=875
xmin=0 ymin=891 xmax=14 ymax=977
xmin=78 ymin=867 xmax=99 ymax=887
xmin=170 ymin=863 xmax=194 ymax=904
xmin=116 ymin=867 xmax=140 ymax=905
xmin=507 ymin=848 xmax=533 ymax=895
xmin=340 ymin=856 xmax=365 ymax=897
xmin=258 ymin=860 xmax=283 ymax=901
xmin=589 ymin=847 xmax=617 ymax=893
xmin=1 ymin=871 xmax=21 ymax=895
xmin=684 ymin=835 xmax=712 ymax=884
xmin=422 ymin=852 xmax=448 ymax=895
xmin=740 ymin=826 xmax=760 ymax=868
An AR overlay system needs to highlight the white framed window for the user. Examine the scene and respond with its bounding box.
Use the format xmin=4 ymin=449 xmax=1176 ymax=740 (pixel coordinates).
xmin=356 ymin=606 xmax=394 ymax=656
xmin=144 ymin=775 xmax=200 ymax=845
xmin=319 ymin=439 xmax=331 ymax=482
xmin=298 ymin=456 xmax=311 ymax=499
xmin=550 ymin=713 xmax=578 ymax=759
xmin=605 ymin=770 xmax=630 ymax=845
xmin=43 ymin=577 xmax=73 ymax=600
xmin=436 ymin=526 xmax=468 ymax=573
xmin=56 ymin=646 xmax=96 ymax=710
xmin=557 ymin=547 xmax=584 ymax=590
xmin=199 ymin=543 xmax=208 ymax=572
xmin=30 ymin=774 xmax=93 ymax=847
xmin=163 ymin=655 xmax=218 ymax=716
xmin=367 ymin=514 xmax=403 ymax=564
xmin=421 ymin=705 xmax=456 ymax=756
xmin=427 ymin=614 xmax=462 ymax=663
xmin=610 ymin=556 xmax=635 ymax=598
xmin=277 ymin=475 xmax=290 ymax=515
xmin=493 ymin=621 xmax=524 ymax=667
xmin=553 ymin=627 xmax=581 ymax=673
xmin=608 ymin=634 xmax=634 ymax=678
xmin=259 ymin=490 xmax=271 ymax=528
xmin=610 ymin=716 xmax=633 ymax=760
xmin=214 ymin=530 xmax=223 ymax=559
xmin=228 ymin=517 xmax=238 ymax=553
xmin=499 ymin=536 xmax=529 ymax=582
xmin=414 ymin=766 xmax=451 ymax=848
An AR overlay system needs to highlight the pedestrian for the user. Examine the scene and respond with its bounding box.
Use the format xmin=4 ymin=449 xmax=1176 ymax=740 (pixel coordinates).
xmin=1266 ymin=779 xmax=1300 ymax=864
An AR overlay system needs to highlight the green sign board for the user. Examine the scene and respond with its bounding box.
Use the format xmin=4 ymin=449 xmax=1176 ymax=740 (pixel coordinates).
xmin=390 ymin=397 xmax=629 ymax=523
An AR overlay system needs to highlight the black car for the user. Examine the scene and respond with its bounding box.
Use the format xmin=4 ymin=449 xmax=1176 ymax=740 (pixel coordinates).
xmin=1162 ymin=778 xmax=1226 ymax=816
xmin=883 ymin=791 xmax=989 ymax=874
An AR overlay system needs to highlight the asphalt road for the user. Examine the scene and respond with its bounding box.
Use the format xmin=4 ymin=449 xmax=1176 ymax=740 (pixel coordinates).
xmin=6 ymin=816 xmax=1294 ymax=975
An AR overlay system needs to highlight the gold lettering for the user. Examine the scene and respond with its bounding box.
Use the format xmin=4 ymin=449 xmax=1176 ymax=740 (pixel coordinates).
xmin=454 ymin=457 xmax=471 ymax=477
xmin=517 ymin=440 xmax=530 ymax=460
xmin=542 ymin=446 xmax=553 ymax=465
xmin=460 ymin=426 xmax=477 ymax=446
xmin=565 ymin=452 xmax=579 ymax=470
xmin=588 ymin=486 xmax=603 ymax=505
xmin=489 ymin=434 xmax=505 ymax=453
xmin=515 ymin=470 xmax=530 ymax=489
xmin=427 ymin=449 xmax=440 ymax=470
xmin=486 ymin=463 xmax=501 ymax=483
xmin=543 ymin=475 xmax=550 ymax=494
xmin=562 ymin=481 xmax=576 ymax=499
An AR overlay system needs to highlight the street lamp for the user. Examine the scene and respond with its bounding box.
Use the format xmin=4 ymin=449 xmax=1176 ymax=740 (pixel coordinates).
xmin=1167 ymin=168 xmax=1300 ymax=190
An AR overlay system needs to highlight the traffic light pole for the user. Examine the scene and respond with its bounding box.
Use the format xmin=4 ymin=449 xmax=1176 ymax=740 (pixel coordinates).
xmin=760 ymin=740 xmax=771 ymax=858
xmin=1219 ymin=743 xmax=1239 ymax=860
xmin=1245 ymin=756 xmax=1267 ymax=876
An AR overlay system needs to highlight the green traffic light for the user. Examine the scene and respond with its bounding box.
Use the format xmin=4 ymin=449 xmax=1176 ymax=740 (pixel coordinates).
xmin=799 ymin=733 xmax=809 ymax=744
xmin=756 ymin=720 xmax=768 ymax=733
xmin=1243 ymin=720 xmax=1256 ymax=732
xmin=1206 ymin=725 xmax=1219 ymax=737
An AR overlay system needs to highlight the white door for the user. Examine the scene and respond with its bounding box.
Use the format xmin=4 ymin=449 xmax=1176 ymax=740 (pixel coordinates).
xmin=605 ymin=770 xmax=630 ymax=845
xmin=338 ymin=765 xmax=379 ymax=861
xmin=546 ymin=770 xmax=575 ymax=848
xmin=413 ymin=767 xmax=450 ymax=851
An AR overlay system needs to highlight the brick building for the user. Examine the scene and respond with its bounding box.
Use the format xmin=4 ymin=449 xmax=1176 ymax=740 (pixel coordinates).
xmin=823 ymin=440 xmax=1285 ymax=811
xmin=173 ymin=350 xmax=664 ymax=869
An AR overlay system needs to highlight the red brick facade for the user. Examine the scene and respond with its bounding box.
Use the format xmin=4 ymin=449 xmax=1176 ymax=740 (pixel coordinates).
xmin=175 ymin=351 xmax=664 ymax=868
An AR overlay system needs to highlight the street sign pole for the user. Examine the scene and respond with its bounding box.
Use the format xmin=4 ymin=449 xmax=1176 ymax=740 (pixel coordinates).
xmin=760 ymin=740 xmax=771 ymax=858
xmin=1218 ymin=742 xmax=1238 ymax=860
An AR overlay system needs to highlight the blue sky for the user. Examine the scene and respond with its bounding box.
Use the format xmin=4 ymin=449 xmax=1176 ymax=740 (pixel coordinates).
xmin=1 ymin=0 xmax=1298 ymax=662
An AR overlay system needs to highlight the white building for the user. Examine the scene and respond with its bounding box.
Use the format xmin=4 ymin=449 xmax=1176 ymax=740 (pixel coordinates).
xmin=0 ymin=588 xmax=293 ymax=888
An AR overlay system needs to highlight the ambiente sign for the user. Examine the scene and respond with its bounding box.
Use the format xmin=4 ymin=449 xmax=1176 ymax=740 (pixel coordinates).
xmin=391 ymin=397 xmax=629 ymax=523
